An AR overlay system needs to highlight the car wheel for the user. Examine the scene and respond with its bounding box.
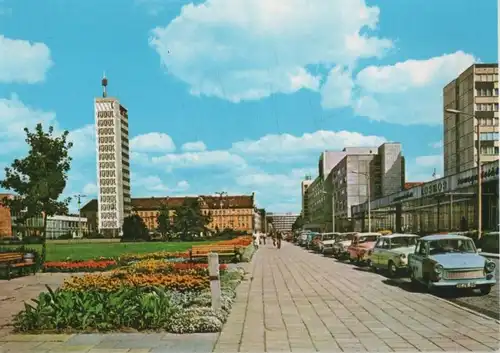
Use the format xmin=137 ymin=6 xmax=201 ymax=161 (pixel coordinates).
xmin=409 ymin=268 xmax=418 ymax=287
xmin=480 ymin=285 xmax=492 ymax=295
xmin=388 ymin=261 xmax=397 ymax=278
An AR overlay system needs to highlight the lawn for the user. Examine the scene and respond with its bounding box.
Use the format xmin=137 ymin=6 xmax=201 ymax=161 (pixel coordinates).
xmin=3 ymin=241 xmax=215 ymax=261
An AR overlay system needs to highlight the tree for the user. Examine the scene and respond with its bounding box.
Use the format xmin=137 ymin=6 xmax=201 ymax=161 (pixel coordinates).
xmin=0 ymin=124 xmax=72 ymax=263
xmin=156 ymin=202 xmax=172 ymax=241
xmin=122 ymin=214 xmax=149 ymax=241
xmin=292 ymin=215 xmax=304 ymax=231
xmin=172 ymin=198 xmax=210 ymax=241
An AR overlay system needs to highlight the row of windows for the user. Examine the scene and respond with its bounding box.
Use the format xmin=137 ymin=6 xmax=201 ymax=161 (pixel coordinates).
xmin=100 ymin=170 xmax=116 ymax=178
xmin=99 ymin=145 xmax=115 ymax=152
xmin=475 ymin=103 xmax=499 ymax=111
xmin=100 ymin=179 xmax=117 ymax=186
xmin=479 ymin=117 xmax=499 ymax=126
xmin=100 ymin=212 xmax=117 ymax=220
xmin=100 ymin=195 xmax=117 ymax=203
xmin=99 ymin=153 xmax=115 ymax=161
xmin=99 ymin=162 xmax=115 ymax=169
xmin=100 ymin=187 xmax=116 ymax=194
xmin=101 ymin=203 xmax=117 ymax=211
xmin=481 ymin=146 xmax=499 ymax=155
xmin=98 ymin=136 xmax=115 ymax=144
xmin=101 ymin=221 xmax=118 ymax=228
xmin=98 ymin=128 xmax=115 ymax=135
xmin=479 ymin=132 xmax=499 ymax=141
xmin=476 ymin=74 xmax=498 ymax=82
xmin=97 ymin=120 xmax=114 ymax=127
xmin=476 ymin=88 xmax=499 ymax=97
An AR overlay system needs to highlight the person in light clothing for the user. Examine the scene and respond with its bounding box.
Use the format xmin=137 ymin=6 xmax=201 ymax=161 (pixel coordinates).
xmin=253 ymin=233 xmax=260 ymax=249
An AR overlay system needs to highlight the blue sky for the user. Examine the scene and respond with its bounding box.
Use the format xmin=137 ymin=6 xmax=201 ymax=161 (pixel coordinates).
xmin=0 ymin=0 xmax=497 ymax=213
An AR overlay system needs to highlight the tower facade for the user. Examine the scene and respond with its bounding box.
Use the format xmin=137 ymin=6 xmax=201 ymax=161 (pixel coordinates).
xmin=94 ymin=78 xmax=131 ymax=236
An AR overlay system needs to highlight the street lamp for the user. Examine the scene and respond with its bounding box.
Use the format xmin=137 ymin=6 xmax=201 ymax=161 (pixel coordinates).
xmin=322 ymin=190 xmax=336 ymax=232
xmin=351 ymin=170 xmax=371 ymax=233
xmin=74 ymin=194 xmax=87 ymax=237
xmin=445 ymin=108 xmax=482 ymax=239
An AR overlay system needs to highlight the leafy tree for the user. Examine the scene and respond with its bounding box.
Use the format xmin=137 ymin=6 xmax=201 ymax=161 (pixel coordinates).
xmin=122 ymin=214 xmax=149 ymax=241
xmin=0 ymin=124 xmax=72 ymax=263
xmin=292 ymin=215 xmax=304 ymax=231
xmin=156 ymin=202 xmax=172 ymax=241
xmin=172 ymin=198 xmax=210 ymax=241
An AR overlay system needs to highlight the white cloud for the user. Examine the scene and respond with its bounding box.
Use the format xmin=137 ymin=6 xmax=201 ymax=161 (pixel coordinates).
xmin=130 ymin=132 xmax=176 ymax=153
xmin=181 ymin=141 xmax=207 ymax=152
xmin=0 ymin=94 xmax=57 ymax=152
xmin=0 ymin=35 xmax=53 ymax=84
xmin=429 ymin=140 xmax=443 ymax=149
xmin=352 ymin=51 xmax=477 ymax=125
xmin=231 ymin=130 xmax=386 ymax=161
xmin=320 ymin=66 xmax=354 ymax=109
xmin=407 ymin=154 xmax=443 ymax=182
xmin=68 ymin=124 xmax=96 ymax=158
xmin=149 ymin=0 xmax=392 ymax=102
xmin=175 ymin=180 xmax=190 ymax=191
xmin=152 ymin=150 xmax=247 ymax=170
xmin=133 ymin=175 xmax=170 ymax=193
xmin=82 ymin=183 xmax=98 ymax=195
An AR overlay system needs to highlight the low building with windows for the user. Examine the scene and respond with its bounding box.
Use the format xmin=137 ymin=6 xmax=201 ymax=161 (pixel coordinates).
xmin=351 ymin=160 xmax=499 ymax=234
xmin=81 ymin=193 xmax=258 ymax=235
xmin=266 ymin=213 xmax=299 ymax=233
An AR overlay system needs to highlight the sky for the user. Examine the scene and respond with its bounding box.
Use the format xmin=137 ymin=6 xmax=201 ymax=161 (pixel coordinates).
xmin=0 ymin=0 xmax=497 ymax=214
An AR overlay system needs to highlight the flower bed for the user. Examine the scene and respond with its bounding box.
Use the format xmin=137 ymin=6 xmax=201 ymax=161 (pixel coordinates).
xmin=13 ymin=259 xmax=246 ymax=334
xmin=44 ymin=260 xmax=117 ymax=273
xmin=217 ymin=236 xmax=253 ymax=247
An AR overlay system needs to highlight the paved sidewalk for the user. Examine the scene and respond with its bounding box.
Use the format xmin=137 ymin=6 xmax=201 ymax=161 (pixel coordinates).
xmin=214 ymin=242 xmax=500 ymax=352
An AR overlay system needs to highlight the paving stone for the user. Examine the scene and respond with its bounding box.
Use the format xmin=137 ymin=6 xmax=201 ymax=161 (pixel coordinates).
xmin=65 ymin=334 xmax=105 ymax=346
xmin=47 ymin=345 xmax=94 ymax=352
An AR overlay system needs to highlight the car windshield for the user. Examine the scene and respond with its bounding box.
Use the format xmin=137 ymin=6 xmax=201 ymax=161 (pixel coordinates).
xmin=428 ymin=238 xmax=476 ymax=255
xmin=357 ymin=235 xmax=378 ymax=243
xmin=391 ymin=237 xmax=417 ymax=248
xmin=322 ymin=234 xmax=335 ymax=240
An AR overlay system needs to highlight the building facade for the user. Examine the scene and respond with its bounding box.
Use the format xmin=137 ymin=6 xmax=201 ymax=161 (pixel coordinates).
xmin=300 ymin=177 xmax=312 ymax=219
xmin=267 ymin=213 xmax=299 ymax=233
xmin=81 ymin=194 xmax=257 ymax=235
xmin=443 ymin=64 xmax=499 ymax=176
xmin=351 ymin=160 xmax=499 ymax=234
xmin=95 ymin=87 xmax=131 ymax=236
xmin=45 ymin=215 xmax=88 ymax=239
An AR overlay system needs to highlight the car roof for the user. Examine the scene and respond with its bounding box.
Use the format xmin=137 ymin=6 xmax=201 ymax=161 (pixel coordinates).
xmin=380 ymin=233 xmax=419 ymax=239
xmin=355 ymin=232 xmax=380 ymax=236
xmin=420 ymin=234 xmax=471 ymax=241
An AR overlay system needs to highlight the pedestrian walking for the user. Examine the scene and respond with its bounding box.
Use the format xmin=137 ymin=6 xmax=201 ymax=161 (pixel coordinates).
xmin=262 ymin=233 xmax=267 ymax=245
xmin=276 ymin=232 xmax=282 ymax=249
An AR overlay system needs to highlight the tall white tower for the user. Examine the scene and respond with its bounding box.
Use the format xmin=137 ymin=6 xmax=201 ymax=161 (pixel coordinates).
xmin=94 ymin=75 xmax=131 ymax=236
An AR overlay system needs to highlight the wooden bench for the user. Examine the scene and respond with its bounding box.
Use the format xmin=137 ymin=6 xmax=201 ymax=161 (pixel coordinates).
xmin=0 ymin=252 xmax=37 ymax=280
xmin=189 ymin=245 xmax=241 ymax=262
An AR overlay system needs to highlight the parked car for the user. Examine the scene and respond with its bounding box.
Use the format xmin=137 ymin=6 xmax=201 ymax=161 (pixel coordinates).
xmin=480 ymin=232 xmax=499 ymax=254
xmin=332 ymin=232 xmax=357 ymax=259
xmin=298 ymin=231 xmax=311 ymax=246
xmin=347 ymin=233 xmax=381 ymax=264
xmin=305 ymin=233 xmax=320 ymax=250
xmin=310 ymin=234 xmax=323 ymax=252
xmin=320 ymin=232 xmax=340 ymax=255
xmin=369 ymin=234 xmax=419 ymax=277
xmin=408 ymin=234 xmax=496 ymax=295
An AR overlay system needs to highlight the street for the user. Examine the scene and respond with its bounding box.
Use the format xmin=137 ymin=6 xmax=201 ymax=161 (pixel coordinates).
xmin=214 ymin=242 xmax=500 ymax=352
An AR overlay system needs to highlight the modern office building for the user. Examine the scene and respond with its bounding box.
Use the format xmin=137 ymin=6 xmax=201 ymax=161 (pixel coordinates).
xmin=266 ymin=213 xmax=299 ymax=233
xmin=306 ymin=144 xmax=404 ymax=232
xmin=443 ymin=64 xmax=499 ymax=176
xmin=94 ymin=76 xmax=131 ymax=236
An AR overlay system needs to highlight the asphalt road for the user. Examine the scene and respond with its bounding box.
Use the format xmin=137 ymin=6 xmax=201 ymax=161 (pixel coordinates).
xmin=447 ymin=257 xmax=499 ymax=320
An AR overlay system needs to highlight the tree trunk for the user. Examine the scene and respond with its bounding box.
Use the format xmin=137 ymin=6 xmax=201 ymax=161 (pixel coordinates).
xmin=41 ymin=212 xmax=48 ymax=264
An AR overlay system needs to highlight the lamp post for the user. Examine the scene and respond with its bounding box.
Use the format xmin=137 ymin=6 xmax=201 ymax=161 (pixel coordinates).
xmin=351 ymin=170 xmax=371 ymax=233
xmin=322 ymin=190 xmax=335 ymax=232
xmin=445 ymin=108 xmax=482 ymax=239
xmin=74 ymin=194 xmax=87 ymax=237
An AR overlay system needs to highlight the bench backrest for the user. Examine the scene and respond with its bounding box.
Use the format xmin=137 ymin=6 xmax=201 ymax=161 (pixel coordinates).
xmin=0 ymin=252 xmax=24 ymax=262
xmin=191 ymin=245 xmax=236 ymax=253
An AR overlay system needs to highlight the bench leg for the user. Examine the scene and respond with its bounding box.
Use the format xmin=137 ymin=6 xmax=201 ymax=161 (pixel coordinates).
xmin=7 ymin=264 xmax=11 ymax=281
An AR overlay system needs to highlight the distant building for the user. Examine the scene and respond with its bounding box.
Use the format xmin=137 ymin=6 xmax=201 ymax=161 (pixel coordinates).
xmin=266 ymin=213 xmax=299 ymax=233
xmin=300 ymin=177 xmax=312 ymax=220
xmin=81 ymin=194 xmax=258 ymax=235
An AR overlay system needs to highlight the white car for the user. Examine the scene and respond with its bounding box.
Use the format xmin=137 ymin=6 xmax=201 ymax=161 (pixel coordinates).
xmin=369 ymin=234 xmax=419 ymax=277
xmin=332 ymin=232 xmax=357 ymax=259
xmin=320 ymin=232 xmax=341 ymax=255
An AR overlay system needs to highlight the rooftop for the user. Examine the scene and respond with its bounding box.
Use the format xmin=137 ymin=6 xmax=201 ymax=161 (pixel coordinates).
xmin=420 ymin=234 xmax=471 ymax=241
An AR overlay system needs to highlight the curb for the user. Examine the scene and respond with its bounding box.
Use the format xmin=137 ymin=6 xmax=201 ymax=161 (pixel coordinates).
xmin=432 ymin=294 xmax=500 ymax=324
xmin=480 ymin=252 xmax=500 ymax=259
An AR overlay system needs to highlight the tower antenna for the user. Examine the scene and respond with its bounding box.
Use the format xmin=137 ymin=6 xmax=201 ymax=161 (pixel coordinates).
xmin=101 ymin=72 xmax=108 ymax=98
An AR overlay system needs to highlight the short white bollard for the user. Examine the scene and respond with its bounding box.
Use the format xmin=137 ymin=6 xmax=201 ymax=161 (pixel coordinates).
xmin=208 ymin=252 xmax=222 ymax=310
